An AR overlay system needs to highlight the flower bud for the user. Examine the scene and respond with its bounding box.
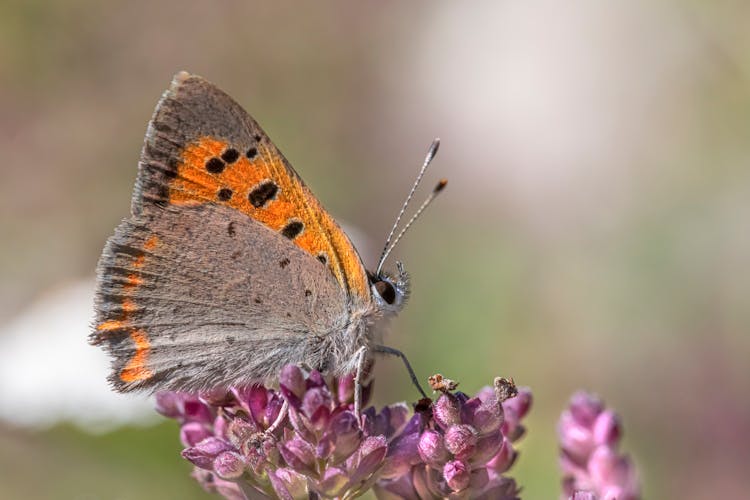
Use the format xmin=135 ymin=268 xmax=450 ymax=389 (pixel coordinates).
xmin=433 ymin=393 xmax=461 ymax=429
xmin=413 ymin=465 xmax=443 ymax=498
xmin=589 ymin=446 xmax=638 ymax=496
xmin=593 ymin=410 xmax=621 ymax=447
xmin=302 ymin=387 xmax=332 ymax=429
xmin=316 ymin=467 xmax=349 ymax=497
xmin=363 ymin=402 xmax=410 ymax=438
xmin=182 ymin=437 xmax=234 ymax=469
xmin=267 ymin=469 xmax=294 ymax=499
xmin=307 ymin=369 xmax=327 ymax=388
xmin=444 ymin=424 xmax=478 ymax=460
xmin=469 ymin=396 xmax=504 ymax=434
xmin=589 ymin=445 xmax=618 ymax=484
xmin=386 ymin=403 xmax=410 ymax=435
xmin=183 ymin=399 xmax=213 ymax=424
xmin=569 ymin=391 xmax=603 ymax=427
xmin=232 ymin=385 xmax=268 ymax=424
xmin=469 ymin=466 xmax=489 ymax=491
xmin=418 ymin=430 xmax=450 ymax=466
xmin=558 ymin=410 xmax=594 ymax=464
xmin=279 ymin=364 xmax=307 ymax=403
xmin=273 ymin=468 xmax=308 ymax=499
xmin=155 ymin=392 xmax=187 ymax=418
xmin=443 ymin=459 xmax=470 ymax=492
xmin=486 ymin=438 xmax=516 ymax=473
xmin=180 ymin=422 xmax=211 ymax=447
xmin=474 ymin=475 xmax=521 ymax=499
xmin=503 ymin=387 xmax=532 ymax=421
xmin=280 ymin=438 xmax=316 ymax=475
xmin=380 ymin=429 xmax=421 ymax=479
xmin=213 ymin=415 xmax=228 ymax=440
xmin=288 ymin=407 xmax=316 ymax=443
xmin=213 ymin=451 xmax=245 ymax=479
xmin=471 ymin=430 xmax=504 ymax=465
xmin=330 ymin=411 xmax=363 ymax=463
xmin=348 ymin=435 xmax=388 ymax=486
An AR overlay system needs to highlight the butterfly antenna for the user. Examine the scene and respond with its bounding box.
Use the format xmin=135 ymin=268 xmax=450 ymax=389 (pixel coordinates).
xmin=376 ymin=139 xmax=441 ymax=275
xmin=377 ymin=178 xmax=447 ymax=275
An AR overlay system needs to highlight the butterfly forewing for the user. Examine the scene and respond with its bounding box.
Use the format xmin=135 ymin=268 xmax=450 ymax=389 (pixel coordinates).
xmin=135 ymin=71 xmax=368 ymax=298
xmin=92 ymin=72 xmax=372 ymax=392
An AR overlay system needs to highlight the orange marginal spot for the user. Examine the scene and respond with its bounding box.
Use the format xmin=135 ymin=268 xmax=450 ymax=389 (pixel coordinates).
xmin=97 ymin=319 xmax=128 ymax=331
xmin=143 ymin=235 xmax=159 ymax=250
xmin=168 ymin=136 xmax=370 ymax=300
xmin=133 ymin=255 xmax=146 ymax=268
xmin=119 ymin=329 xmax=153 ymax=383
xmin=125 ymin=273 xmax=144 ymax=288
xmin=121 ymin=298 xmax=137 ymax=313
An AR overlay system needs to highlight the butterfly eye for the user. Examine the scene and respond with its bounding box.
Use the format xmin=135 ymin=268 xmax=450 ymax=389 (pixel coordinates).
xmin=373 ymin=280 xmax=396 ymax=305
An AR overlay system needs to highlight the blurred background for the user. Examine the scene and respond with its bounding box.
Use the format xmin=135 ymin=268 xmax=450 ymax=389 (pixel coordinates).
xmin=1 ymin=1 xmax=749 ymax=498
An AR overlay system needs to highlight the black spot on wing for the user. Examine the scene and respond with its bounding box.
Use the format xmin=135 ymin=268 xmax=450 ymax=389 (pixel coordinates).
xmin=280 ymin=220 xmax=304 ymax=240
xmin=206 ymin=157 xmax=225 ymax=174
xmin=248 ymin=180 xmax=278 ymax=208
xmin=221 ymin=148 xmax=240 ymax=164
xmin=217 ymin=188 xmax=233 ymax=201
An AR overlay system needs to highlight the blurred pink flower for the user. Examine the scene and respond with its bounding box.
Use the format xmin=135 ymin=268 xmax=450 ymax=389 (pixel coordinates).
xmin=558 ymin=391 xmax=640 ymax=500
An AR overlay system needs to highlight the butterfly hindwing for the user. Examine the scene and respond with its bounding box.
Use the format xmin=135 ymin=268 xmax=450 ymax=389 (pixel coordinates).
xmin=92 ymin=203 xmax=348 ymax=392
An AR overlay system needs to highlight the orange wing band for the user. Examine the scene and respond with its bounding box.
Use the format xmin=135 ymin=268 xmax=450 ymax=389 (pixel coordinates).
xmin=168 ymin=136 xmax=369 ymax=299
xmin=96 ymin=237 xmax=160 ymax=383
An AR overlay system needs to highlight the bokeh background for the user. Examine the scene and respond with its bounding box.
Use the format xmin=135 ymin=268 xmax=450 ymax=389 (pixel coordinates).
xmin=2 ymin=1 xmax=749 ymax=498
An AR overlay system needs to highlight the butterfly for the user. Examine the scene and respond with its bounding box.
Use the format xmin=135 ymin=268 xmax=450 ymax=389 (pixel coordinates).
xmin=90 ymin=71 xmax=442 ymax=397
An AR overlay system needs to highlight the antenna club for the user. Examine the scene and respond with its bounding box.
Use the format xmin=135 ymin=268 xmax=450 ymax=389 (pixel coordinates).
xmin=434 ymin=178 xmax=448 ymax=193
xmin=425 ymin=139 xmax=440 ymax=162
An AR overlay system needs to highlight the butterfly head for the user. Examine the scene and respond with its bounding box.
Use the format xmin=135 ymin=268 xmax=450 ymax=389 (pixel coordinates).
xmin=369 ymin=262 xmax=410 ymax=313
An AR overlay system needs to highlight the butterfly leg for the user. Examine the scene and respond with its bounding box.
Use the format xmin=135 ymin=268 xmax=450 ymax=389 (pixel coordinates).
xmin=265 ymin=398 xmax=289 ymax=435
xmin=374 ymin=345 xmax=428 ymax=399
xmin=353 ymin=346 xmax=368 ymax=419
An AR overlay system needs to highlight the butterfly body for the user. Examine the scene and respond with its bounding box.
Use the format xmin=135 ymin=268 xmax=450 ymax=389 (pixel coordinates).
xmin=91 ymin=72 xmax=406 ymax=392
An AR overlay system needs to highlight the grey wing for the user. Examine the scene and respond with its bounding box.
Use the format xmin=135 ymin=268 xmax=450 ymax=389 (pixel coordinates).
xmin=92 ymin=203 xmax=349 ymax=392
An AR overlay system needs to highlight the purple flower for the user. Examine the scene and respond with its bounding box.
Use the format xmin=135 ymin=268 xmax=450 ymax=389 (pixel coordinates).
xmin=164 ymin=366 xmax=398 ymax=498
xmin=558 ymin=391 xmax=640 ymax=500
xmin=156 ymin=366 xmax=532 ymax=499
xmin=375 ymin=376 xmax=531 ymax=499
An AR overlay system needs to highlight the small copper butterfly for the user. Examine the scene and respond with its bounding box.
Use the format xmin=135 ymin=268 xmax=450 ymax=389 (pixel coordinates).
xmin=90 ymin=72 xmax=443 ymax=396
